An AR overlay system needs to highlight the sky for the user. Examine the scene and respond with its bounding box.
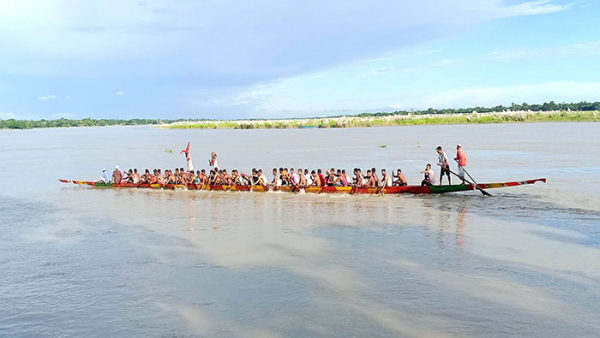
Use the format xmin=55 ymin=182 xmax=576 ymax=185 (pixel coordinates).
xmin=0 ymin=0 xmax=599 ymax=120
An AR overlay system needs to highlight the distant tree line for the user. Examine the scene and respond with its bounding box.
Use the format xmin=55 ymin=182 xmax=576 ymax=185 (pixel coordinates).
xmin=1 ymin=100 xmax=599 ymax=130
xmin=354 ymin=101 xmax=600 ymax=118
xmin=0 ymin=117 xmax=200 ymax=130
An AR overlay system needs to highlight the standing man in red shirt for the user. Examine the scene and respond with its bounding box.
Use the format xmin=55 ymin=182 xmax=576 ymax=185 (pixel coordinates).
xmin=454 ymin=144 xmax=467 ymax=184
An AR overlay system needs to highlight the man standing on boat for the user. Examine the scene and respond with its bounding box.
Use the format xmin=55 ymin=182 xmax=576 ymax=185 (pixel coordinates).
xmin=436 ymin=146 xmax=451 ymax=185
xmin=209 ymin=152 xmax=219 ymax=171
xmin=454 ymin=144 xmax=467 ymax=184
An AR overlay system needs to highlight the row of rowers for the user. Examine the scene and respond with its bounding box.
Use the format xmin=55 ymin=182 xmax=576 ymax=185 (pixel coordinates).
xmin=103 ymin=166 xmax=409 ymax=187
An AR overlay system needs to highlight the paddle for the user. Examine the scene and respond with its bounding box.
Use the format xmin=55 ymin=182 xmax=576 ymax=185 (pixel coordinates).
xmin=454 ymin=159 xmax=492 ymax=196
xmin=438 ymin=164 xmax=492 ymax=196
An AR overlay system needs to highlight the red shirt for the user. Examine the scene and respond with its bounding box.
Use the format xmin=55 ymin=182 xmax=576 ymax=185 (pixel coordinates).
xmin=318 ymin=173 xmax=326 ymax=186
xmin=456 ymin=148 xmax=467 ymax=166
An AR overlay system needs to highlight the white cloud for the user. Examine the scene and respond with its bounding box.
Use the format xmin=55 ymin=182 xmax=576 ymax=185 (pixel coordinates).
xmin=116 ymin=91 xmax=125 ymax=96
xmin=0 ymin=1 xmax=572 ymax=82
xmin=488 ymin=41 xmax=600 ymax=62
xmin=202 ymin=90 xmax=272 ymax=107
xmin=374 ymin=58 xmax=466 ymax=74
xmin=38 ymin=95 xmax=57 ymax=100
xmin=492 ymin=0 xmax=572 ymax=19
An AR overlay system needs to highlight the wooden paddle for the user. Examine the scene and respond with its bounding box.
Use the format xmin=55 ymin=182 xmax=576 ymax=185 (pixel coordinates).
xmin=453 ymin=159 xmax=492 ymax=196
xmin=439 ymin=164 xmax=492 ymax=196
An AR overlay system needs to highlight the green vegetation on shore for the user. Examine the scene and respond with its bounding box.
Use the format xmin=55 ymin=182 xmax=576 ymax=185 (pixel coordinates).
xmin=164 ymin=111 xmax=599 ymax=129
xmin=1 ymin=101 xmax=599 ymax=130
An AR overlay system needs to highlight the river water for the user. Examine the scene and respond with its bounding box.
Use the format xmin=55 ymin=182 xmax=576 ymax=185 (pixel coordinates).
xmin=1 ymin=123 xmax=599 ymax=337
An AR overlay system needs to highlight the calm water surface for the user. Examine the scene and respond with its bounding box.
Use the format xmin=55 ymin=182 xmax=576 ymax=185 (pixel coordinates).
xmin=1 ymin=123 xmax=599 ymax=337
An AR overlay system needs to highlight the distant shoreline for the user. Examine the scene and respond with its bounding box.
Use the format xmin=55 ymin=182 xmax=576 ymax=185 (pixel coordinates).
xmin=158 ymin=110 xmax=598 ymax=129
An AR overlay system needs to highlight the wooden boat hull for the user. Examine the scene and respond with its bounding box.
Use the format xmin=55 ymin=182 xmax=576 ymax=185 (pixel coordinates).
xmin=59 ymin=178 xmax=546 ymax=194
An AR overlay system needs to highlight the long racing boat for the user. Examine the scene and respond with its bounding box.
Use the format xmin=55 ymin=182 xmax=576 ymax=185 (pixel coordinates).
xmin=59 ymin=178 xmax=546 ymax=195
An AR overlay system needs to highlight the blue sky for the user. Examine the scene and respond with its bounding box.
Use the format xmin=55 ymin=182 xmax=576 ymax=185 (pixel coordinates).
xmin=0 ymin=0 xmax=599 ymax=120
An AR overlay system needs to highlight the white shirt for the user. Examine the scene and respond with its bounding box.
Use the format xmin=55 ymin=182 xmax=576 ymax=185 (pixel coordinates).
xmin=186 ymin=154 xmax=194 ymax=171
xmin=427 ymin=169 xmax=436 ymax=185
xmin=438 ymin=152 xmax=448 ymax=167
xmin=211 ymin=158 xmax=219 ymax=170
xmin=305 ymin=174 xmax=312 ymax=185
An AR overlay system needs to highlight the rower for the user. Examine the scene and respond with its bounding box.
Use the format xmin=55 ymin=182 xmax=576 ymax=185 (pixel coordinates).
xmin=111 ymin=165 xmax=122 ymax=184
xmin=371 ymin=168 xmax=381 ymax=187
xmin=133 ymin=169 xmax=140 ymax=184
xmin=101 ymin=168 xmax=110 ymax=183
xmin=393 ymin=169 xmax=407 ymax=186
xmin=317 ymin=169 xmax=326 ymax=187
xmin=436 ymin=146 xmax=451 ymax=185
xmin=156 ymin=169 xmax=164 ymax=184
xmin=311 ymin=170 xmax=322 ymax=186
xmin=454 ymin=144 xmax=467 ymax=184
xmin=290 ymin=168 xmax=300 ymax=187
xmin=381 ymin=169 xmax=392 ymax=187
xmin=298 ymin=168 xmax=307 ymax=187
xmin=343 ymin=170 xmax=350 ymax=185
xmin=365 ymin=170 xmax=376 ymax=187
xmin=231 ymin=170 xmax=243 ymax=185
xmin=333 ymin=169 xmax=348 ymax=187
xmin=271 ymin=168 xmax=280 ymax=187
xmin=304 ymin=169 xmax=313 ymax=186
xmin=354 ymin=168 xmax=364 ymax=187
xmin=200 ymin=169 xmax=208 ymax=185
xmin=257 ymin=169 xmax=268 ymax=185
xmin=421 ymin=164 xmax=436 ymax=186
xmin=122 ymin=169 xmax=132 ymax=183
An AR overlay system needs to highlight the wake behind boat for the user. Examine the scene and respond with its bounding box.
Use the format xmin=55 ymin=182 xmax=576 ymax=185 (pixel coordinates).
xmin=59 ymin=178 xmax=546 ymax=195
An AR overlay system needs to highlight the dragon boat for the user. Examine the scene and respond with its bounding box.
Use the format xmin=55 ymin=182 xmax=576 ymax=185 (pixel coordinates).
xmin=59 ymin=178 xmax=546 ymax=195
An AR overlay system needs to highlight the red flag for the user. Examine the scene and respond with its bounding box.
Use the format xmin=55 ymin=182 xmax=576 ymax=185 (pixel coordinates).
xmin=180 ymin=142 xmax=190 ymax=155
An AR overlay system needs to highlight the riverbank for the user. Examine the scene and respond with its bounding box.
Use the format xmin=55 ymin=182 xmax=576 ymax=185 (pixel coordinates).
xmin=159 ymin=110 xmax=598 ymax=129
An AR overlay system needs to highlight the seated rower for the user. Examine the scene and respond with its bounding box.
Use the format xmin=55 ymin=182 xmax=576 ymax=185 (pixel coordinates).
xmin=199 ymin=169 xmax=208 ymax=186
xmin=133 ymin=169 xmax=140 ymax=184
xmin=343 ymin=170 xmax=350 ymax=185
xmin=147 ymin=170 xmax=157 ymax=184
xmin=240 ymin=171 xmax=252 ymax=185
xmin=371 ymin=168 xmax=381 ymax=187
xmin=156 ymin=169 xmax=164 ymax=185
xmin=100 ymin=168 xmax=110 ymax=183
xmin=333 ymin=169 xmax=348 ymax=187
xmin=141 ymin=169 xmax=150 ymax=184
xmin=326 ymin=168 xmax=336 ymax=186
xmin=231 ymin=170 xmax=243 ymax=185
xmin=365 ymin=170 xmax=376 ymax=187
xmin=290 ymin=168 xmax=300 ymax=188
xmin=340 ymin=169 xmax=349 ymax=187
xmin=311 ymin=170 xmax=323 ymax=187
xmin=381 ymin=169 xmax=392 ymax=187
xmin=186 ymin=170 xmax=195 ymax=185
xmin=421 ymin=164 xmax=436 ymax=186
xmin=393 ymin=169 xmax=407 ymax=186
xmin=257 ymin=169 xmax=268 ymax=186
xmin=122 ymin=169 xmax=133 ymax=183
xmin=317 ymin=169 xmax=326 ymax=187
xmin=280 ymin=168 xmax=289 ymax=186
xmin=271 ymin=168 xmax=280 ymax=187
xmin=353 ymin=168 xmax=364 ymax=187
xmin=298 ymin=168 xmax=307 ymax=188
xmin=304 ymin=169 xmax=313 ymax=186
